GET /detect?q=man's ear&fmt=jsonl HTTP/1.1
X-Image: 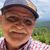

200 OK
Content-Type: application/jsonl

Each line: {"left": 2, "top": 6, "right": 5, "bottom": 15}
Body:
{"left": 0, "top": 15, "right": 2, "bottom": 24}
{"left": 0, "top": 15, "right": 5, "bottom": 24}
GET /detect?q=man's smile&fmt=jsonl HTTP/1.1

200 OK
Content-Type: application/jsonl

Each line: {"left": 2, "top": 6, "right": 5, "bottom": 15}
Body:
{"left": 8, "top": 31, "right": 27, "bottom": 39}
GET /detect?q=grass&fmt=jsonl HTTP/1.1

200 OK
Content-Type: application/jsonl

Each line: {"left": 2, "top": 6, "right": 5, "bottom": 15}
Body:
{"left": 32, "top": 27, "right": 50, "bottom": 45}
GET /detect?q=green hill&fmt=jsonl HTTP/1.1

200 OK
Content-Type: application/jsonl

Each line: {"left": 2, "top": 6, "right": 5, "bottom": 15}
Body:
{"left": 36, "top": 21, "right": 50, "bottom": 29}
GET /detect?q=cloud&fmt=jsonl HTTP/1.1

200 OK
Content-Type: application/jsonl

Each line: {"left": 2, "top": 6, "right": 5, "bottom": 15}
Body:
{"left": 38, "top": 0, "right": 48, "bottom": 3}
{"left": 38, "top": 11, "right": 44, "bottom": 16}
{"left": 32, "top": 0, "right": 50, "bottom": 20}
{"left": 37, "top": 10, "right": 45, "bottom": 19}
{"left": 0, "top": 10, "right": 2, "bottom": 15}
{"left": 0, "top": 0, "right": 5, "bottom": 9}
{"left": 37, "top": 0, "right": 50, "bottom": 6}
{"left": 0, "top": 0, "right": 50, "bottom": 20}
{"left": 0, "top": 2, "right": 3, "bottom": 8}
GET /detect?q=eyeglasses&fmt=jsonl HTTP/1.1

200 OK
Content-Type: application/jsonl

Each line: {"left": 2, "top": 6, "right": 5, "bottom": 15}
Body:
{"left": 4, "top": 16, "right": 35, "bottom": 26}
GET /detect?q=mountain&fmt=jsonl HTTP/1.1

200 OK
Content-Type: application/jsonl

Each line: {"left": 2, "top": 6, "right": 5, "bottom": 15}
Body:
{"left": 36, "top": 20, "right": 50, "bottom": 29}
{"left": 37, "top": 17, "right": 50, "bottom": 21}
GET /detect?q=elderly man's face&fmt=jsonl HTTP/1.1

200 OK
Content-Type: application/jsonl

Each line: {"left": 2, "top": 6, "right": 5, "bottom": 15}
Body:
{"left": 2, "top": 6, "right": 36, "bottom": 48}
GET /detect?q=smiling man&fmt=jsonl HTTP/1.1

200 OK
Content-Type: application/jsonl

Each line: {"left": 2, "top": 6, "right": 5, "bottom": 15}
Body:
{"left": 0, "top": 0, "right": 50, "bottom": 50}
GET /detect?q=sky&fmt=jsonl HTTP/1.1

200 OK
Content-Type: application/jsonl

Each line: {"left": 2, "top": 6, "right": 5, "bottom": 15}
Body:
{"left": 0, "top": 0, "right": 50, "bottom": 21}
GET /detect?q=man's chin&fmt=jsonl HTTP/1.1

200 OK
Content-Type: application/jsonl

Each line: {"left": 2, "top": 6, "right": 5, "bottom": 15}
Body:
{"left": 5, "top": 38, "right": 27, "bottom": 49}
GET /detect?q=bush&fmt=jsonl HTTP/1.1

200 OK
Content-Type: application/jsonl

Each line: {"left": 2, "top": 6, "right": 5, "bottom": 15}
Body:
{"left": 32, "top": 27, "right": 50, "bottom": 45}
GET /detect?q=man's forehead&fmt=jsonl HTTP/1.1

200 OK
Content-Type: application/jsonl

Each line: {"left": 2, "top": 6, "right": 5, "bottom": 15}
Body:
{"left": 4, "top": 6, "right": 33, "bottom": 14}
{"left": 3, "top": 6, "right": 34, "bottom": 19}
{"left": 3, "top": 6, "right": 34, "bottom": 20}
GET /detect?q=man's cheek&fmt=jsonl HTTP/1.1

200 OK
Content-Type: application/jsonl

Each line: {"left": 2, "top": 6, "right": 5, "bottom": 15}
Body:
{"left": 26, "top": 28, "right": 33, "bottom": 35}
{"left": 2, "top": 25, "right": 9, "bottom": 33}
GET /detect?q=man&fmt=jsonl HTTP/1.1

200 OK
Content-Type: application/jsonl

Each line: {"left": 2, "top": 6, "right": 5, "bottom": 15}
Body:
{"left": 0, "top": 0, "right": 50, "bottom": 50}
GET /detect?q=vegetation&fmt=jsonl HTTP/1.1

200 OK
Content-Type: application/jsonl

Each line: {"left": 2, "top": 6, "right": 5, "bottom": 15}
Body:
{"left": 32, "top": 21, "right": 50, "bottom": 45}
{"left": 32, "top": 27, "right": 50, "bottom": 45}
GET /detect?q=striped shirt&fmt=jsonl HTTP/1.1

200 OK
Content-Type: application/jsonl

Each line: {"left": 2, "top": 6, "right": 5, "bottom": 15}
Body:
{"left": 0, "top": 37, "right": 50, "bottom": 50}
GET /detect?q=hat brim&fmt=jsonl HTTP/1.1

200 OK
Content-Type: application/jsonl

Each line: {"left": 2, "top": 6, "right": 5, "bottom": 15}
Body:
{"left": 1, "top": 4, "right": 39, "bottom": 19}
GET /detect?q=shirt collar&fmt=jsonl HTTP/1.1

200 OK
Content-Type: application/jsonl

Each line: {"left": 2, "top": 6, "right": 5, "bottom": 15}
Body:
{"left": 1, "top": 37, "right": 32, "bottom": 50}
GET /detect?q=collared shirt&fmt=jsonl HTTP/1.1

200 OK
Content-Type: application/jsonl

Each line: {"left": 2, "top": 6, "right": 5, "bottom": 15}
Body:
{"left": 0, "top": 37, "right": 50, "bottom": 50}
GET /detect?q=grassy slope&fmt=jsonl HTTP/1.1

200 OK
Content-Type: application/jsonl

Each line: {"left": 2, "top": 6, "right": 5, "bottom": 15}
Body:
{"left": 32, "top": 21, "right": 50, "bottom": 45}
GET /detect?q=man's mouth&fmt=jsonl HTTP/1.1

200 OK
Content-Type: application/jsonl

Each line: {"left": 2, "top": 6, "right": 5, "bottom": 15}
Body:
{"left": 8, "top": 31, "right": 27, "bottom": 39}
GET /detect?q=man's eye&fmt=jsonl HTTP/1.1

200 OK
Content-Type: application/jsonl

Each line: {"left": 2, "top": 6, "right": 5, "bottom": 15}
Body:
{"left": 6, "top": 16, "right": 19, "bottom": 22}
{"left": 24, "top": 19, "right": 32, "bottom": 26}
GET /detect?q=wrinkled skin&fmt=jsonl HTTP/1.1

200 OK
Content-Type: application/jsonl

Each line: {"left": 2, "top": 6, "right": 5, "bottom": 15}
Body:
{"left": 2, "top": 6, "right": 36, "bottom": 50}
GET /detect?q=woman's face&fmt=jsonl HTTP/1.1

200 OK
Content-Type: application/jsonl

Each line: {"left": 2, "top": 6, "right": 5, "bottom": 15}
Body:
{"left": 2, "top": 6, "right": 36, "bottom": 48}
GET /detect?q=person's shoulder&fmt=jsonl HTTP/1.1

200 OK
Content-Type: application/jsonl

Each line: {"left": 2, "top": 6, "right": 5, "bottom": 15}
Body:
{"left": 0, "top": 37, "right": 4, "bottom": 50}
{"left": 0, "top": 37, "right": 4, "bottom": 43}
{"left": 31, "top": 39, "right": 50, "bottom": 50}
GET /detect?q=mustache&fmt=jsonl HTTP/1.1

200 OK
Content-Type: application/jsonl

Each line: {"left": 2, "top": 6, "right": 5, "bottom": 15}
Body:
{"left": 9, "top": 31, "right": 26, "bottom": 35}
{"left": 9, "top": 29, "right": 27, "bottom": 34}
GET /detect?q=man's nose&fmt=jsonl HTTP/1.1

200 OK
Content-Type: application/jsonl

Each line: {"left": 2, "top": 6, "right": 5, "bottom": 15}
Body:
{"left": 16, "top": 24, "right": 24, "bottom": 29}
{"left": 13, "top": 22, "right": 25, "bottom": 29}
